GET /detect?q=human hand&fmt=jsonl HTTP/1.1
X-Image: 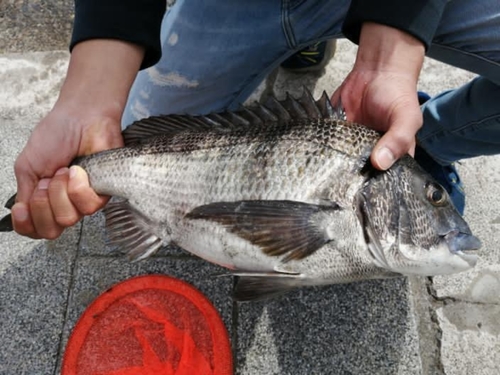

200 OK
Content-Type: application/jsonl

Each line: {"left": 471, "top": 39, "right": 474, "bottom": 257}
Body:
{"left": 11, "top": 39, "right": 144, "bottom": 239}
{"left": 332, "top": 23, "right": 425, "bottom": 170}
{"left": 11, "top": 108, "right": 123, "bottom": 239}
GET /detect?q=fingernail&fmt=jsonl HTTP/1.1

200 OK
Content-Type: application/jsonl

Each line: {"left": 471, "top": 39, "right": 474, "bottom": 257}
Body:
{"left": 13, "top": 204, "right": 29, "bottom": 222}
{"left": 55, "top": 167, "right": 69, "bottom": 176}
{"left": 376, "top": 147, "right": 395, "bottom": 170}
{"left": 69, "top": 166, "right": 78, "bottom": 179}
{"left": 38, "top": 178, "right": 50, "bottom": 190}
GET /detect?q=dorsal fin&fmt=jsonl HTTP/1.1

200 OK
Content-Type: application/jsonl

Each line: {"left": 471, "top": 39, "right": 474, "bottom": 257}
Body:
{"left": 122, "top": 89, "right": 341, "bottom": 146}
{"left": 316, "top": 91, "right": 336, "bottom": 119}
{"left": 262, "top": 96, "right": 292, "bottom": 122}
{"left": 331, "top": 94, "right": 347, "bottom": 120}
{"left": 298, "top": 88, "right": 322, "bottom": 118}
{"left": 122, "top": 115, "right": 212, "bottom": 145}
{"left": 282, "top": 93, "right": 308, "bottom": 119}
{"left": 237, "top": 106, "right": 265, "bottom": 126}
{"left": 251, "top": 103, "right": 279, "bottom": 123}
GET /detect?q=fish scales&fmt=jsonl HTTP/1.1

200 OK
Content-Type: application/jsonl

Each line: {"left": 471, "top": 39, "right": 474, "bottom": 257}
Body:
{"left": 0, "top": 91, "right": 482, "bottom": 300}
{"left": 80, "top": 118, "right": 375, "bottom": 220}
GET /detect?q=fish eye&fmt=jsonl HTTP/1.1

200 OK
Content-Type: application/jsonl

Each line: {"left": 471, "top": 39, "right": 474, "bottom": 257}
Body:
{"left": 426, "top": 183, "right": 447, "bottom": 206}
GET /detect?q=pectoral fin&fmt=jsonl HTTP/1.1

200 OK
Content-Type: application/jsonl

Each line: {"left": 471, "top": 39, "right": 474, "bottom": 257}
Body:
{"left": 186, "top": 200, "right": 339, "bottom": 262}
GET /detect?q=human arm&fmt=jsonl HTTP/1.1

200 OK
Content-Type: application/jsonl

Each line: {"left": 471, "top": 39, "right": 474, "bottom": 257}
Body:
{"left": 12, "top": 40, "right": 143, "bottom": 239}
{"left": 335, "top": 0, "right": 448, "bottom": 170}
{"left": 12, "top": 0, "right": 166, "bottom": 239}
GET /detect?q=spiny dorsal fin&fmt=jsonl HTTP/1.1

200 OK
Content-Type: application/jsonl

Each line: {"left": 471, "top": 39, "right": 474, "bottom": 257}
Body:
{"left": 298, "top": 88, "right": 322, "bottom": 118}
{"left": 186, "top": 200, "right": 340, "bottom": 262}
{"left": 122, "top": 114, "right": 212, "bottom": 145}
{"left": 122, "top": 89, "right": 342, "bottom": 146}
{"left": 262, "top": 96, "right": 292, "bottom": 122}
{"left": 282, "top": 93, "right": 308, "bottom": 119}
{"left": 104, "top": 200, "right": 164, "bottom": 261}
{"left": 331, "top": 94, "right": 347, "bottom": 120}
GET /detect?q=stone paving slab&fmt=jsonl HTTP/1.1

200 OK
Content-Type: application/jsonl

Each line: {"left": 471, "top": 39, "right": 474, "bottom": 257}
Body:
{"left": 0, "top": 227, "right": 80, "bottom": 375}
{"left": 236, "top": 278, "right": 422, "bottom": 375}
{"left": 429, "top": 156, "right": 500, "bottom": 375}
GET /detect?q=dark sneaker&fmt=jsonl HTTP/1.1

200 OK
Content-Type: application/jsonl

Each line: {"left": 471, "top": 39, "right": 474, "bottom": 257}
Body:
{"left": 281, "top": 40, "right": 336, "bottom": 73}
{"left": 417, "top": 91, "right": 431, "bottom": 105}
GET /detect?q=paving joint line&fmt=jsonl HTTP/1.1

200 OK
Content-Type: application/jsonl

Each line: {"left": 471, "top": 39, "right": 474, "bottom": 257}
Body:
{"left": 231, "top": 276, "right": 240, "bottom": 371}
{"left": 424, "top": 277, "right": 447, "bottom": 374}
{"left": 52, "top": 222, "right": 84, "bottom": 375}
{"left": 425, "top": 276, "right": 500, "bottom": 307}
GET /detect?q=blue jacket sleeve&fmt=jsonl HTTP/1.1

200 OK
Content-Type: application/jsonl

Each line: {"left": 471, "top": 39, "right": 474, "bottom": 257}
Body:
{"left": 342, "top": 0, "right": 448, "bottom": 50}
{"left": 70, "top": 0, "right": 166, "bottom": 69}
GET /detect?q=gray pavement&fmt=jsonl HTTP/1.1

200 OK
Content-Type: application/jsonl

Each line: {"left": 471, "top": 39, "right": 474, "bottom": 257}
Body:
{"left": 1, "top": 5, "right": 500, "bottom": 375}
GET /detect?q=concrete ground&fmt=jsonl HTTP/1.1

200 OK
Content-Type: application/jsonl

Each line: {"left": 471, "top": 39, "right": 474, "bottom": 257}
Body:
{"left": 1, "top": 3, "right": 499, "bottom": 375}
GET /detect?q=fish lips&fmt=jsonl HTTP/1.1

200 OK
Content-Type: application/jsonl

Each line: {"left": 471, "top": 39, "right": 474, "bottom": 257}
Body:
{"left": 443, "top": 230, "right": 482, "bottom": 266}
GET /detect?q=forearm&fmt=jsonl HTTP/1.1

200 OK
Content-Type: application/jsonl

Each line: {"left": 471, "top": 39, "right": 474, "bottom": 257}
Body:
{"left": 57, "top": 39, "right": 144, "bottom": 122}
{"left": 355, "top": 23, "right": 425, "bottom": 78}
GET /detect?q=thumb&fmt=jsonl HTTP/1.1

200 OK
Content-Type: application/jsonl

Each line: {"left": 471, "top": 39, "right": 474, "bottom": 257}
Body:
{"left": 67, "top": 165, "right": 109, "bottom": 216}
{"left": 370, "top": 106, "right": 422, "bottom": 170}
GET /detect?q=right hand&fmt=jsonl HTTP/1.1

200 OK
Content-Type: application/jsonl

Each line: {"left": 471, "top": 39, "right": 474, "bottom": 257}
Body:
{"left": 12, "top": 107, "right": 123, "bottom": 239}
{"left": 11, "top": 39, "right": 144, "bottom": 239}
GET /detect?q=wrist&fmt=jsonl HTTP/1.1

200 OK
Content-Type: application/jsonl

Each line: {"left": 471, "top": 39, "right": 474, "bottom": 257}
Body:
{"left": 355, "top": 23, "right": 425, "bottom": 77}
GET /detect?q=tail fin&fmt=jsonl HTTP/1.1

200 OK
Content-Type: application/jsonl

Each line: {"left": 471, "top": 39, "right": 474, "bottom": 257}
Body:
{"left": 0, "top": 194, "right": 16, "bottom": 231}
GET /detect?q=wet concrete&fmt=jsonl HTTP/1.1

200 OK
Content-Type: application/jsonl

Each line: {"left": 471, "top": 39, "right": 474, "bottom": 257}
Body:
{"left": 0, "top": 0, "right": 73, "bottom": 53}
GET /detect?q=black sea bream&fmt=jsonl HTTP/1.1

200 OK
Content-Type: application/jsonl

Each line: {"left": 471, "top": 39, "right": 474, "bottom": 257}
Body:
{"left": 0, "top": 91, "right": 481, "bottom": 300}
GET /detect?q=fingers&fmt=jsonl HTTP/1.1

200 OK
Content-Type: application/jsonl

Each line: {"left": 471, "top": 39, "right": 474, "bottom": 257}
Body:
{"left": 30, "top": 178, "right": 65, "bottom": 239}
{"left": 11, "top": 178, "right": 65, "bottom": 239}
{"left": 11, "top": 166, "right": 107, "bottom": 239}
{"left": 48, "top": 168, "right": 81, "bottom": 227}
{"left": 11, "top": 202, "right": 39, "bottom": 238}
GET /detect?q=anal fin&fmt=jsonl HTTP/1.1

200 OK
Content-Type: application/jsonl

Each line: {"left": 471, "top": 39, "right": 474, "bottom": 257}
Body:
{"left": 233, "top": 273, "right": 304, "bottom": 301}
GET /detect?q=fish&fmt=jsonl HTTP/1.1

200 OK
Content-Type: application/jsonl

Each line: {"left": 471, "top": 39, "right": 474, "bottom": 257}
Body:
{"left": 0, "top": 90, "right": 481, "bottom": 301}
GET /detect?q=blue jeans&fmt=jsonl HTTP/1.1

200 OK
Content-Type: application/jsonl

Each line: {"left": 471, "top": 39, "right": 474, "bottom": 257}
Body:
{"left": 123, "top": 0, "right": 500, "bottom": 166}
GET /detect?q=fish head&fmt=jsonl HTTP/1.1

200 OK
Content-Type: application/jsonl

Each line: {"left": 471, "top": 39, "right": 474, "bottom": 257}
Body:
{"left": 358, "top": 155, "right": 481, "bottom": 276}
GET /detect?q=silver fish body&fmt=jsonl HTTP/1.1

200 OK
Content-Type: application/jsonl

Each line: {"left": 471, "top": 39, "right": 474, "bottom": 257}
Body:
{"left": 69, "top": 92, "right": 482, "bottom": 299}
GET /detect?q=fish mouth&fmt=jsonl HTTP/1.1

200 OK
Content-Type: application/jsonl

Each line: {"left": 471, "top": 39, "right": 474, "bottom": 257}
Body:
{"left": 443, "top": 230, "right": 481, "bottom": 266}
